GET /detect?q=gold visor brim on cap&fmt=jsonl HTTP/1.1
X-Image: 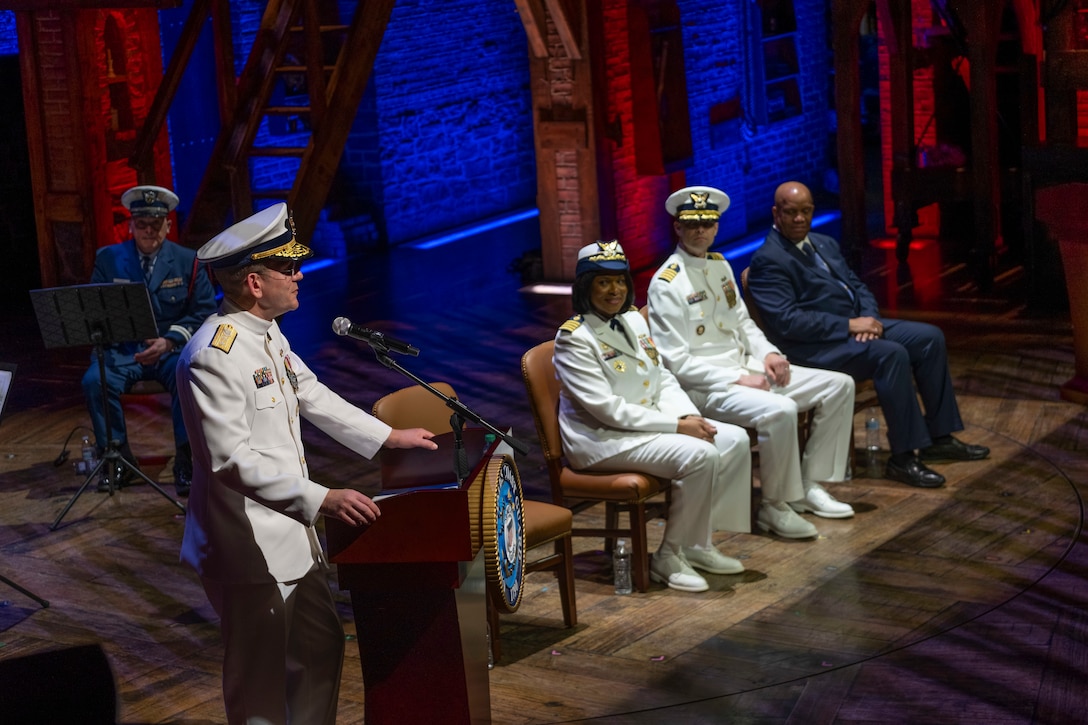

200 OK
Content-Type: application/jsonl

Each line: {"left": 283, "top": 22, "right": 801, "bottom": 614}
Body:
{"left": 250, "top": 238, "right": 314, "bottom": 261}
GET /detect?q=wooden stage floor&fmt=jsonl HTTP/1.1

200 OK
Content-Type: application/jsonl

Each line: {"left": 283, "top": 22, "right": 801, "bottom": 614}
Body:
{"left": 1, "top": 236, "right": 1086, "bottom": 723}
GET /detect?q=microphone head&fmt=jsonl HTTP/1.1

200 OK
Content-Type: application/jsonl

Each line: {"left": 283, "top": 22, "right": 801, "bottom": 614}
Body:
{"left": 332, "top": 317, "right": 350, "bottom": 336}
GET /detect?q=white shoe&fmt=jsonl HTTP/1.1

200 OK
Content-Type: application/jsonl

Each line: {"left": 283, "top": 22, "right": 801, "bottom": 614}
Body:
{"left": 757, "top": 501, "right": 819, "bottom": 539}
{"left": 681, "top": 546, "right": 745, "bottom": 575}
{"left": 649, "top": 552, "right": 709, "bottom": 592}
{"left": 789, "top": 483, "right": 855, "bottom": 519}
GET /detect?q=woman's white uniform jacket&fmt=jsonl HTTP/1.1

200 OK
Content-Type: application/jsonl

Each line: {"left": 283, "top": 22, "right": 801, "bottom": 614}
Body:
{"left": 554, "top": 307, "right": 699, "bottom": 469}
{"left": 176, "top": 300, "right": 392, "bottom": 584}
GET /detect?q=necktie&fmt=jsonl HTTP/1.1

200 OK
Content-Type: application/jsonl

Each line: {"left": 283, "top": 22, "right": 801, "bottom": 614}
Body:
{"left": 803, "top": 242, "right": 854, "bottom": 301}
{"left": 141, "top": 255, "right": 153, "bottom": 282}
{"left": 608, "top": 316, "right": 631, "bottom": 345}
{"left": 802, "top": 241, "right": 830, "bottom": 273}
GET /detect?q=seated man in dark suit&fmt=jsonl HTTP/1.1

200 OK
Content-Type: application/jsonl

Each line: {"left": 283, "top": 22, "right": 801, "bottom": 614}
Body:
{"left": 746, "top": 181, "right": 988, "bottom": 488}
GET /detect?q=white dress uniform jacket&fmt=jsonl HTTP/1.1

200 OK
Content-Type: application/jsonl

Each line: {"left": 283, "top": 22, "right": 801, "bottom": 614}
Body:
{"left": 554, "top": 307, "right": 752, "bottom": 539}
{"left": 554, "top": 308, "right": 699, "bottom": 470}
{"left": 177, "top": 300, "right": 392, "bottom": 583}
{"left": 648, "top": 247, "right": 855, "bottom": 497}
{"left": 647, "top": 248, "right": 779, "bottom": 388}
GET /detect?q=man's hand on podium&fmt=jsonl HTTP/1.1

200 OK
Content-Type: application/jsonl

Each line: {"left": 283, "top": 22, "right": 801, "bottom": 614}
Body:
{"left": 384, "top": 428, "right": 439, "bottom": 450}
{"left": 321, "top": 488, "right": 382, "bottom": 527}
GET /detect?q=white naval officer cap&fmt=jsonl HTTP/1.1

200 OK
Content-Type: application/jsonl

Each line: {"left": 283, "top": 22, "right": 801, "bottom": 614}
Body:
{"left": 121, "top": 185, "right": 179, "bottom": 218}
{"left": 575, "top": 239, "right": 629, "bottom": 277}
{"left": 665, "top": 185, "right": 731, "bottom": 222}
{"left": 197, "top": 203, "right": 313, "bottom": 270}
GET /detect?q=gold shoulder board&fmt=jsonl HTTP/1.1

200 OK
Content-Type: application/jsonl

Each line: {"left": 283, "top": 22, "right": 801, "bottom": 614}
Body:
{"left": 559, "top": 315, "right": 583, "bottom": 333}
{"left": 658, "top": 262, "right": 680, "bottom": 282}
{"left": 708, "top": 252, "right": 725, "bottom": 260}
{"left": 209, "top": 324, "right": 237, "bottom": 353}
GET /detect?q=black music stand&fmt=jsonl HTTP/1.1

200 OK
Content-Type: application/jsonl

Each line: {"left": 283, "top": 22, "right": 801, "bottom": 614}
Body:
{"left": 0, "top": 362, "right": 48, "bottom": 608}
{"left": 29, "top": 283, "right": 186, "bottom": 530}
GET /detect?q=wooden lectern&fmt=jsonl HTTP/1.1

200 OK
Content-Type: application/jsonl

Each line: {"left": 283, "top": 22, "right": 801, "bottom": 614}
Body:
{"left": 327, "top": 431, "right": 516, "bottom": 724}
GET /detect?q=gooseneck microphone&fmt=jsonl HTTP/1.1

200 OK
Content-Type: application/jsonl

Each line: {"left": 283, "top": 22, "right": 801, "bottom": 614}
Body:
{"left": 332, "top": 317, "right": 420, "bottom": 356}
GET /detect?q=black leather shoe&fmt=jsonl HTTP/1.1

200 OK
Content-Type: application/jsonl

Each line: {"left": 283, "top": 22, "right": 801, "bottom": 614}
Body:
{"left": 885, "top": 456, "right": 945, "bottom": 488}
{"left": 173, "top": 470, "right": 191, "bottom": 498}
{"left": 173, "top": 444, "right": 192, "bottom": 498}
{"left": 919, "top": 437, "right": 990, "bottom": 462}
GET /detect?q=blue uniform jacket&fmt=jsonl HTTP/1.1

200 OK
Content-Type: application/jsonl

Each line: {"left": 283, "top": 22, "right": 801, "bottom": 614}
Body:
{"left": 91, "top": 239, "right": 217, "bottom": 361}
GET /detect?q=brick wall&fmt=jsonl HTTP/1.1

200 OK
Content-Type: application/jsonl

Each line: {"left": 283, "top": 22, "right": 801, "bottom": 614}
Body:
{"left": 604, "top": 0, "right": 831, "bottom": 271}
{"left": 366, "top": 0, "right": 535, "bottom": 245}
{"left": 169, "top": 0, "right": 831, "bottom": 256}
{"left": 0, "top": 11, "right": 15, "bottom": 55}
{"left": 695, "top": 0, "right": 831, "bottom": 234}
{"left": 602, "top": 0, "right": 673, "bottom": 276}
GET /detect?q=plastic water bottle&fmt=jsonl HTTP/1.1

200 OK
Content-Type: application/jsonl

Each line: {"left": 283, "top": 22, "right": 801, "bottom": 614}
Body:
{"left": 79, "top": 435, "right": 97, "bottom": 475}
{"left": 865, "top": 408, "right": 881, "bottom": 476}
{"left": 613, "top": 538, "right": 632, "bottom": 595}
{"left": 486, "top": 620, "right": 494, "bottom": 670}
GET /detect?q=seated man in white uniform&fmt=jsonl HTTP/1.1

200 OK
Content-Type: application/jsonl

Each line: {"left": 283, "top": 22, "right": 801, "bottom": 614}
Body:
{"left": 647, "top": 186, "right": 857, "bottom": 539}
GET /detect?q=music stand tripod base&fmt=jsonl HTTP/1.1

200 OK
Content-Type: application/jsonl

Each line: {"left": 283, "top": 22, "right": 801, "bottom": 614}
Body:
{"left": 29, "top": 283, "right": 187, "bottom": 530}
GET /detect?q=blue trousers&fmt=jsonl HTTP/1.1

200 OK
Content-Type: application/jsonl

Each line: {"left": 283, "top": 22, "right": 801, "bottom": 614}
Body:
{"left": 81, "top": 350, "right": 186, "bottom": 452}
{"left": 788, "top": 318, "right": 964, "bottom": 454}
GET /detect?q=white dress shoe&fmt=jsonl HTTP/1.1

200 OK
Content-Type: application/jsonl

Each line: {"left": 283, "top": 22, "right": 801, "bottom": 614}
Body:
{"left": 681, "top": 546, "right": 745, "bottom": 575}
{"left": 649, "top": 552, "right": 709, "bottom": 592}
{"left": 789, "top": 483, "right": 855, "bottom": 519}
{"left": 757, "top": 501, "right": 819, "bottom": 539}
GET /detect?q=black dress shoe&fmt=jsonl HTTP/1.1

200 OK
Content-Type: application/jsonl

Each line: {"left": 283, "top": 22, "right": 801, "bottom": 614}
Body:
{"left": 919, "top": 437, "right": 990, "bottom": 462}
{"left": 885, "top": 456, "right": 946, "bottom": 488}
{"left": 173, "top": 444, "right": 192, "bottom": 498}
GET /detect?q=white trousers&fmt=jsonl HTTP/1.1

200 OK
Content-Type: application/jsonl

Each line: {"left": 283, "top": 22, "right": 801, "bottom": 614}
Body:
{"left": 690, "top": 365, "right": 854, "bottom": 503}
{"left": 202, "top": 565, "right": 344, "bottom": 725}
{"left": 585, "top": 420, "right": 752, "bottom": 554}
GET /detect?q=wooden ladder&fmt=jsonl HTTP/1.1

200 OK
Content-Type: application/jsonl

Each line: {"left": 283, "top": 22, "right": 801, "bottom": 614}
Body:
{"left": 134, "top": 0, "right": 395, "bottom": 249}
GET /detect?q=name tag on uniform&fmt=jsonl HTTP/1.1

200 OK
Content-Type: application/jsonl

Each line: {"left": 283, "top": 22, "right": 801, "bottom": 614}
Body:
{"left": 686, "top": 290, "right": 707, "bottom": 305}
{"left": 599, "top": 343, "right": 619, "bottom": 360}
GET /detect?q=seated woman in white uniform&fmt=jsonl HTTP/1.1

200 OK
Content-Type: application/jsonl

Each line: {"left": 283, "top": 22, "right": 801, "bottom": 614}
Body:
{"left": 552, "top": 240, "right": 753, "bottom": 593}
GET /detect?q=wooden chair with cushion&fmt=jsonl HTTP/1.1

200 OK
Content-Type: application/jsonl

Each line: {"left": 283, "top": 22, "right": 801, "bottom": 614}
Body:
{"left": 738, "top": 267, "right": 880, "bottom": 465}
{"left": 521, "top": 341, "right": 671, "bottom": 594}
{"left": 371, "top": 382, "right": 576, "bottom": 663}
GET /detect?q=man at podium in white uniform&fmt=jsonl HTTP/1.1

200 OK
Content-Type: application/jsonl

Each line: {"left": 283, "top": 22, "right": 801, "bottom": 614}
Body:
{"left": 176, "top": 203, "right": 437, "bottom": 725}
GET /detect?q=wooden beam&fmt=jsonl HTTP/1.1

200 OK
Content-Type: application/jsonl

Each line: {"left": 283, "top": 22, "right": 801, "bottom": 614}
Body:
{"left": 543, "top": 0, "right": 582, "bottom": 60}
{"left": 301, "top": 0, "right": 328, "bottom": 132}
{"left": 0, "top": 0, "right": 180, "bottom": 8}
{"left": 289, "top": 0, "right": 397, "bottom": 240}
{"left": 210, "top": 0, "right": 236, "bottom": 128}
{"left": 513, "top": 0, "right": 548, "bottom": 59}
{"left": 130, "top": 0, "right": 212, "bottom": 175}
{"left": 831, "top": 0, "right": 871, "bottom": 265}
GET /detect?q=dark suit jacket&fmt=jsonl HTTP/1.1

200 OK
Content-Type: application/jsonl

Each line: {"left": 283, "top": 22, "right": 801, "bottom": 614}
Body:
{"left": 746, "top": 228, "right": 880, "bottom": 364}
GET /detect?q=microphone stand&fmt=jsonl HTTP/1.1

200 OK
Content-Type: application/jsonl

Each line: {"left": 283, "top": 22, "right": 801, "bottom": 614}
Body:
{"left": 368, "top": 342, "right": 530, "bottom": 485}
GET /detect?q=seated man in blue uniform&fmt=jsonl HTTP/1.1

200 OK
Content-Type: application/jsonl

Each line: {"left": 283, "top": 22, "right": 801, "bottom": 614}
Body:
{"left": 81, "top": 185, "right": 217, "bottom": 496}
{"left": 746, "top": 181, "right": 989, "bottom": 489}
